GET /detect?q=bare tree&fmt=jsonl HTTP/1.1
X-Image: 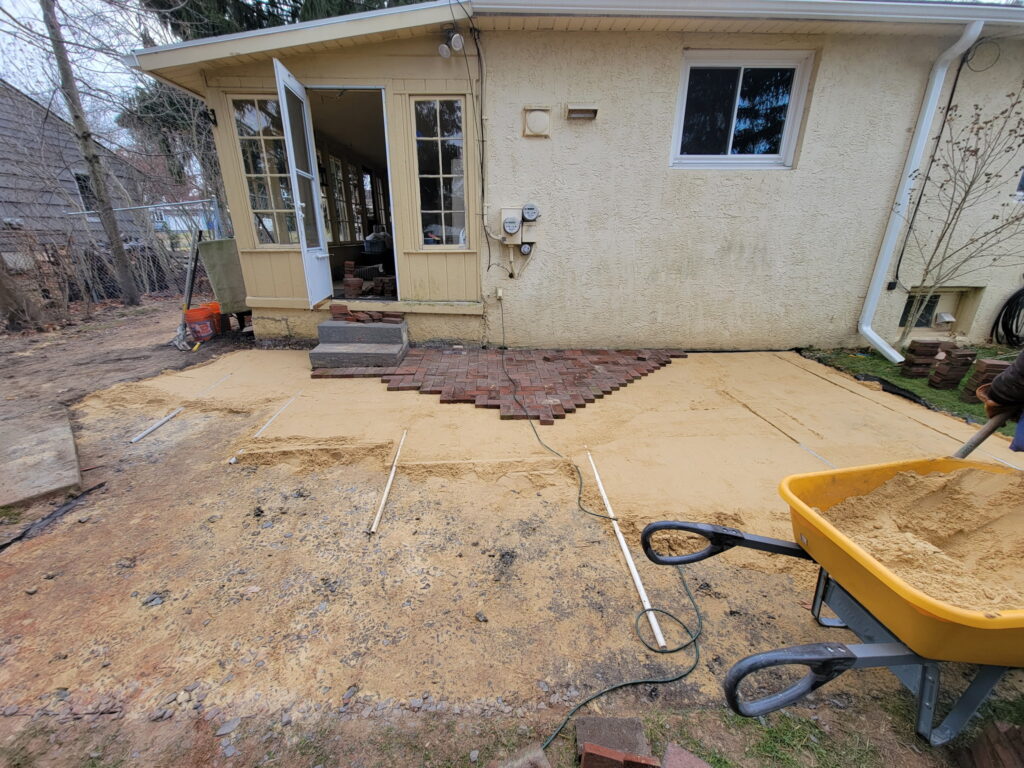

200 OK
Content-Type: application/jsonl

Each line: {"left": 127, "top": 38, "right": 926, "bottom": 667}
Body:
{"left": 38, "top": 0, "right": 139, "bottom": 305}
{"left": 896, "top": 82, "right": 1024, "bottom": 349}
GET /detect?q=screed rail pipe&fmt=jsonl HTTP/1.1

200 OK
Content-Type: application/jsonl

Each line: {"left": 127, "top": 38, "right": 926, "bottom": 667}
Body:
{"left": 129, "top": 372, "right": 232, "bottom": 443}
{"left": 368, "top": 429, "right": 408, "bottom": 535}
{"left": 228, "top": 389, "right": 303, "bottom": 463}
{"left": 586, "top": 449, "right": 668, "bottom": 650}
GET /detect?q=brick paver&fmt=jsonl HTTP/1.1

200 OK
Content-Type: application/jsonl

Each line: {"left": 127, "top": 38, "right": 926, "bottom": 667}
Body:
{"left": 312, "top": 348, "right": 687, "bottom": 425}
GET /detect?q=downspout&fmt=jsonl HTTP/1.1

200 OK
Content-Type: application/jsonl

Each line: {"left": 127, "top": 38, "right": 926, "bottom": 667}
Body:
{"left": 857, "top": 20, "right": 983, "bottom": 363}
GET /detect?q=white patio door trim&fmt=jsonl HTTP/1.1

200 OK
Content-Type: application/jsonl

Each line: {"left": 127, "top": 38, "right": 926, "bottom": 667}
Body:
{"left": 274, "top": 59, "right": 331, "bottom": 307}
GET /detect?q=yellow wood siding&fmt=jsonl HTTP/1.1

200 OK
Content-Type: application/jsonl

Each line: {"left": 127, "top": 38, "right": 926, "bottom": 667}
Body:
{"left": 204, "top": 37, "right": 481, "bottom": 308}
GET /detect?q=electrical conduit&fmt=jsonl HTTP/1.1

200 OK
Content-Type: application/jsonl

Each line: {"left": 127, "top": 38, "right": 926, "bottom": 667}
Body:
{"left": 858, "top": 20, "right": 984, "bottom": 363}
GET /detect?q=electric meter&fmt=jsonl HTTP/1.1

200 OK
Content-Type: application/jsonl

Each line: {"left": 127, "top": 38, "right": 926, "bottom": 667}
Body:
{"left": 500, "top": 208, "right": 523, "bottom": 244}
{"left": 520, "top": 243, "right": 533, "bottom": 256}
{"left": 522, "top": 203, "right": 540, "bottom": 222}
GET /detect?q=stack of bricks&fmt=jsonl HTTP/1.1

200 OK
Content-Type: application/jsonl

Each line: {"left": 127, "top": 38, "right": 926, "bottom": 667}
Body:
{"left": 960, "top": 358, "right": 1012, "bottom": 403}
{"left": 900, "top": 339, "right": 941, "bottom": 378}
{"left": 928, "top": 347, "right": 976, "bottom": 389}
{"left": 328, "top": 304, "right": 404, "bottom": 325}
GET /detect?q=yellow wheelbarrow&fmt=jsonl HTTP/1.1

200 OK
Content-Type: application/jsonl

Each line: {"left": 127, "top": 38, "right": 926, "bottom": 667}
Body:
{"left": 641, "top": 454, "right": 1023, "bottom": 746}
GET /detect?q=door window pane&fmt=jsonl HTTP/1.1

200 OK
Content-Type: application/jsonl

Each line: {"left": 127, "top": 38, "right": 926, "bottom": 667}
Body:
{"left": 233, "top": 98, "right": 297, "bottom": 245}
{"left": 413, "top": 98, "right": 466, "bottom": 247}
{"left": 284, "top": 89, "right": 311, "bottom": 175}
{"left": 296, "top": 175, "right": 321, "bottom": 250}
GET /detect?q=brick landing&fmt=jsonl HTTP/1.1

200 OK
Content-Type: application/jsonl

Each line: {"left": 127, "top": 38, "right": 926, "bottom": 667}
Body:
{"left": 312, "top": 348, "right": 687, "bottom": 424}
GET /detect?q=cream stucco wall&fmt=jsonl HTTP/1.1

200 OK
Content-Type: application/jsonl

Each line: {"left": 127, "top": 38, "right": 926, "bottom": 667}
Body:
{"left": 478, "top": 30, "right": 1024, "bottom": 349}
{"left": 872, "top": 41, "right": 1024, "bottom": 345}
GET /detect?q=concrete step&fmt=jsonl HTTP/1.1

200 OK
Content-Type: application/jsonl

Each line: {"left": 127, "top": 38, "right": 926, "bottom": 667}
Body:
{"left": 309, "top": 342, "right": 408, "bottom": 368}
{"left": 317, "top": 320, "right": 407, "bottom": 345}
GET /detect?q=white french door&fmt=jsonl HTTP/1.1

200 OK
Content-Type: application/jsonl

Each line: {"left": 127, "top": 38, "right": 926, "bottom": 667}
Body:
{"left": 274, "top": 59, "right": 332, "bottom": 306}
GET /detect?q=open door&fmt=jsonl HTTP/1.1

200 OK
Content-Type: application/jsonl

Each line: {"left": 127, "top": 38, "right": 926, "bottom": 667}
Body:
{"left": 274, "top": 59, "right": 331, "bottom": 307}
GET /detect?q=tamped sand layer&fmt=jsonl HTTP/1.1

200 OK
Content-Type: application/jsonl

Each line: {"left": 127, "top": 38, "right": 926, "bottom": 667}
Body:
{"left": 822, "top": 468, "right": 1024, "bottom": 612}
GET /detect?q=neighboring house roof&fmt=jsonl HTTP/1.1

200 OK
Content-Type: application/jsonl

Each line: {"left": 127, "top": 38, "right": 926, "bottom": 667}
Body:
{"left": 128, "top": 0, "right": 1024, "bottom": 96}
{"left": 0, "top": 78, "right": 142, "bottom": 251}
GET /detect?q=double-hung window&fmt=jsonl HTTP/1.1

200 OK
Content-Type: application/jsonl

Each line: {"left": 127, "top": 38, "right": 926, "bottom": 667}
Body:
{"left": 671, "top": 50, "right": 813, "bottom": 169}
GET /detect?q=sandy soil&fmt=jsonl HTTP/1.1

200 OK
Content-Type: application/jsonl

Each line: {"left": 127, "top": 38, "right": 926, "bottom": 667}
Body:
{"left": 822, "top": 468, "right": 1024, "bottom": 612}
{"left": 1, "top": 344, "right": 1021, "bottom": 766}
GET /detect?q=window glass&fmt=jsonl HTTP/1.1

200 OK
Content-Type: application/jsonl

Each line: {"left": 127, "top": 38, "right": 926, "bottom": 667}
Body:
{"left": 679, "top": 65, "right": 797, "bottom": 157}
{"left": 74, "top": 173, "right": 98, "bottom": 211}
{"left": 680, "top": 68, "right": 738, "bottom": 155}
{"left": 899, "top": 294, "right": 941, "bottom": 328}
{"left": 232, "top": 98, "right": 297, "bottom": 245}
{"left": 330, "top": 156, "right": 353, "bottom": 241}
{"left": 414, "top": 98, "right": 466, "bottom": 246}
{"left": 732, "top": 68, "right": 795, "bottom": 155}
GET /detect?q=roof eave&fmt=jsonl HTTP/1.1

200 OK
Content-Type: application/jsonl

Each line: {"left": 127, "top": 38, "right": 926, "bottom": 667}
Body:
{"left": 131, "top": 0, "right": 466, "bottom": 72}
{"left": 473, "top": 0, "right": 1024, "bottom": 25}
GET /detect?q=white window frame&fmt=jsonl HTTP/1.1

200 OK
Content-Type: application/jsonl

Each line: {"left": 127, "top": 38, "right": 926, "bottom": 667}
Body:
{"left": 670, "top": 49, "right": 814, "bottom": 170}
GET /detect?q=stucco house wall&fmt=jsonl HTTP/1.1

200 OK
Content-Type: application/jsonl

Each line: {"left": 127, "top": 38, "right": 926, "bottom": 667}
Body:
{"left": 872, "top": 40, "right": 1024, "bottom": 343}
{"left": 479, "top": 30, "right": 1024, "bottom": 349}
{"left": 133, "top": 5, "right": 1024, "bottom": 349}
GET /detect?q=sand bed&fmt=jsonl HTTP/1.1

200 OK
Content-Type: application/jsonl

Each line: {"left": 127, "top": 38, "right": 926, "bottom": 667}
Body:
{"left": 822, "top": 468, "right": 1024, "bottom": 612}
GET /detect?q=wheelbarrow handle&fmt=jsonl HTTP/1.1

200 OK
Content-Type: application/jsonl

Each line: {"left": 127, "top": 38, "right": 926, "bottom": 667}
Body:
{"left": 641, "top": 521, "right": 813, "bottom": 566}
{"left": 723, "top": 643, "right": 857, "bottom": 718}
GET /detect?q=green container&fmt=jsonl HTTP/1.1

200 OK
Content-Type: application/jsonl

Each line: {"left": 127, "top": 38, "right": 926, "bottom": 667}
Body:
{"left": 198, "top": 238, "right": 248, "bottom": 314}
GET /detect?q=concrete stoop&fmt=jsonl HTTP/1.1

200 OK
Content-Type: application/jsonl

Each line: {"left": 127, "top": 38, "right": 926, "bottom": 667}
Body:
{"left": 309, "top": 320, "right": 408, "bottom": 369}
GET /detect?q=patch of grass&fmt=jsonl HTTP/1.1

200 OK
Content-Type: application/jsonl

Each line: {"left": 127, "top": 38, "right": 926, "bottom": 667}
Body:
{"left": 744, "top": 712, "right": 879, "bottom": 768}
{"left": 808, "top": 347, "right": 1017, "bottom": 436}
{"left": 0, "top": 505, "right": 22, "bottom": 524}
{"left": 294, "top": 727, "right": 334, "bottom": 764}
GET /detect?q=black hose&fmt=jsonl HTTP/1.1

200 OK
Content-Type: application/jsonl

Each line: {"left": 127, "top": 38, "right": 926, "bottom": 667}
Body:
{"left": 991, "top": 286, "right": 1024, "bottom": 348}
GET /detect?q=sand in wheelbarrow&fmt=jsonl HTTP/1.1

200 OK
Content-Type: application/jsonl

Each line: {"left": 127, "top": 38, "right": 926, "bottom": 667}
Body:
{"left": 820, "top": 468, "right": 1024, "bottom": 613}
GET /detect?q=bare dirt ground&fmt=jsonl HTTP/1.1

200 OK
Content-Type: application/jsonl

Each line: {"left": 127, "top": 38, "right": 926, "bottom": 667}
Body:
{"left": 0, "top": 319, "right": 1021, "bottom": 767}
{"left": 0, "top": 297, "right": 246, "bottom": 530}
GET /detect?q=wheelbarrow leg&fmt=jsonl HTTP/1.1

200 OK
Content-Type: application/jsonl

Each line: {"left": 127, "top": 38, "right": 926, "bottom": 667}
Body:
{"left": 817, "top": 572, "right": 1008, "bottom": 746}
{"left": 811, "top": 568, "right": 847, "bottom": 629}
{"left": 924, "top": 665, "right": 1006, "bottom": 747}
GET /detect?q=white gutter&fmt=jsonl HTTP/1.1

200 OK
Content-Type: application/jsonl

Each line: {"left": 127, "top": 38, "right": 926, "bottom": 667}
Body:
{"left": 857, "top": 20, "right": 983, "bottom": 364}
{"left": 472, "top": 0, "right": 1024, "bottom": 25}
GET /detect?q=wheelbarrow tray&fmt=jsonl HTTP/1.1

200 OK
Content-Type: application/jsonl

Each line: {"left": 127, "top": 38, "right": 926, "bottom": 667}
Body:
{"left": 780, "top": 457, "right": 1024, "bottom": 667}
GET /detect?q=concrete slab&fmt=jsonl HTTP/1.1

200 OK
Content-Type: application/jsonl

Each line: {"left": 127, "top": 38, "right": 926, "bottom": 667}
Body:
{"left": 0, "top": 407, "right": 81, "bottom": 507}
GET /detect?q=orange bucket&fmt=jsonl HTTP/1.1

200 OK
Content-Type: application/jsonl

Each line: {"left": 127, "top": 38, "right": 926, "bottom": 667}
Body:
{"left": 184, "top": 306, "right": 216, "bottom": 342}
{"left": 203, "top": 302, "right": 223, "bottom": 334}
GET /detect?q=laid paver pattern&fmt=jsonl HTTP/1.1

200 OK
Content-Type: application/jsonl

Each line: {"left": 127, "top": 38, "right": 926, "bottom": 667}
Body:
{"left": 312, "top": 348, "right": 688, "bottom": 424}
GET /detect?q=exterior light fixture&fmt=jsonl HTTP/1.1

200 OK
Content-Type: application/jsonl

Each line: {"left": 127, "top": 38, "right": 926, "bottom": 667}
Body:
{"left": 439, "top": 29, "right": 464, "bottom": 58}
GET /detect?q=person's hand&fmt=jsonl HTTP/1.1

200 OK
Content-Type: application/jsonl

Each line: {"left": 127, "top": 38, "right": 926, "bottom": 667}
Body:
{"left": 976, "top": 384, "right": 1022, "bottom": 422}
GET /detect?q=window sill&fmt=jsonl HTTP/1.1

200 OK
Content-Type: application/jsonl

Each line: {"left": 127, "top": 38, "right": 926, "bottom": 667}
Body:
{"left": 669, "top": 157, "right": 792, "bottom": 170}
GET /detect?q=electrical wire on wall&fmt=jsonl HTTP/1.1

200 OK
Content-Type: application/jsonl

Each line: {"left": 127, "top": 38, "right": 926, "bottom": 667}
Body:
{"left": 448, "top": 0, "right": 512, "bottom": 280}
{"left": 890, "top": 38, "right": 1000, "bottom": 290}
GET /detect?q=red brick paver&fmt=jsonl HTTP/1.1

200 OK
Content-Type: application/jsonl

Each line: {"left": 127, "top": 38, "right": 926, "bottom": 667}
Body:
{"left": 312, "top": 348, "right": 687, "bottom": 425}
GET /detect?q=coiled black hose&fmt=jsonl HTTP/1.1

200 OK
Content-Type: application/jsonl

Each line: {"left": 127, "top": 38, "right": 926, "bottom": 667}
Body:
{"left": 991, "top": 286, "right": 1024, "bottom": 348}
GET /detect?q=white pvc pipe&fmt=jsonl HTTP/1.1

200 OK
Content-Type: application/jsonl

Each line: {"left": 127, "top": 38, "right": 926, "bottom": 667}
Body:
{"left": 368, "top": 429, "right": 408, "bottom": 535}
{"left": 857, "top": 20, "right": 983, "bottom": 364}
{"left": 128, "top": 372, "right": 232, "bottom": 443}
{"left": 228, "top": 389, "right": 303, "bottom": 463}
{"left": 586, "top": 449, "right": 668, "bottom": 650}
